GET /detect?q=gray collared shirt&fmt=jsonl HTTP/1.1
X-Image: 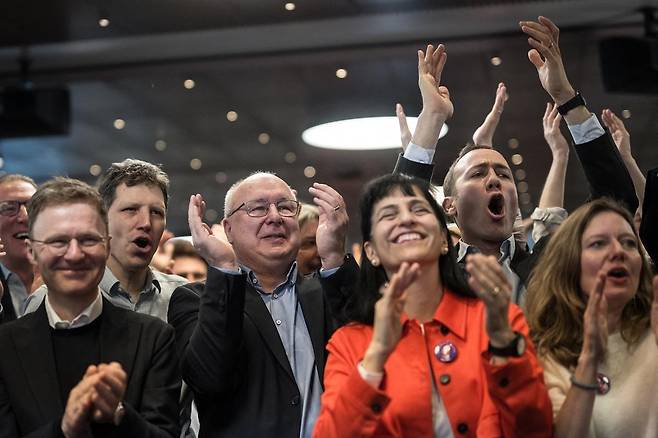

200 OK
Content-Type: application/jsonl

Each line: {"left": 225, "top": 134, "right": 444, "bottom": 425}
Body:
{"left": 457, "top": 236, "right": 527, "bottom": 306}
{"left": 237, "top": 262, "right": 321, "bottom": 438}
{"left": 0, "top": 263, "right": 31, "bottom": 318}
{"left": 24, "top": 267, "right": 188, "bottom": 322}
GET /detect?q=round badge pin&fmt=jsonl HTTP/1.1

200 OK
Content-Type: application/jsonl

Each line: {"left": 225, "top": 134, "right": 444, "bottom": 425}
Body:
{"left": 596, "top": 373, "right": 611, "bottom": 395}
{"left": 434, "top": 342, "right": 458, "bottom": 363}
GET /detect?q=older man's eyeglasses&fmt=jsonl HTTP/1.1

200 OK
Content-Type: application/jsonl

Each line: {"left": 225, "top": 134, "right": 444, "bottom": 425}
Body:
{"left": 0, "top": 200, "right": 29, "bottom": 217}
{"left": 30, "top": 235, "right": 107, "bottom": 256}
{"left": 227, "top": 200, "right": 301, "bottom": 218}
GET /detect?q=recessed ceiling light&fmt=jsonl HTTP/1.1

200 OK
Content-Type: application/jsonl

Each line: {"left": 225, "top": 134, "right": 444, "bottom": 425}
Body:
{"left": 113, "top": 118, "right": 125, "bottom": 130}
{"left": 98, "top": 18, "right": 110, "bottom": 28}
{"left": 285, "top": 2, "right": 296, "bottom": 11}
{"left": 284, "top": 152, "right": 297, "bottom": 163}
{"left": 258, "top": 133, "right": 271, "bottom": 144}
{"left": 302, "top": 116, "right": 447, "bottom": 150}
{"left": 490, "top": 56, "right": 502, "bottom": 66}
{"left": 304, "top": 166, "right": 316, "bottom": 178}
{"left": 205, "top": 209, "right": 219, "bottom": 222}
{"left": 226, "top": 111, "right": 238, "bottom": 122}
{"left": 335, "top": 68, "right": 348, "bottom": 79}
{"left": 511, "top": 153, "right": 524, "bottom": 165}
{"left": 190, "top": 158, "right": 202, "bottom": 170}
{"left": 155, "top": 140, "right": 167, "bottom": 151}
{"left": 518, "top": 181, "right": 529, "bottom": 193}
{"left": 507, "top": 138, "right": 519, "bottom": 149}
{"left": 184, "top": 79, "right": 195, "bottom": 89}
{"left": 215, "top": 172, "right": 228, "bottom": 183}
{"left": 515, "top": 169, "right": 526, "bottom": 181}
{"left": 89, "top": 164, "right": 102, "bottom": 176}
{"left": 622, "top": 109, "right": 631, "bottom": 119}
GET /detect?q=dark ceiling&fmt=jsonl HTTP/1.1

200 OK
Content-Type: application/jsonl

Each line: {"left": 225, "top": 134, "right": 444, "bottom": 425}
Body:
{"left": 0, "top": 0, "right": 657, "bottom": 240}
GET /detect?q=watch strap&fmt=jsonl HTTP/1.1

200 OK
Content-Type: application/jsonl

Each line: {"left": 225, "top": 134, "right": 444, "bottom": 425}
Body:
{"left": 557, "top": 92, "right": 586, "bottom": 115}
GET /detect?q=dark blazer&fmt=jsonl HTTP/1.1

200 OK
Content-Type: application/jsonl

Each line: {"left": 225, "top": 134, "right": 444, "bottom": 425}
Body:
{"left": 640, "top": 167, "right": 658, "bottom": 267}
{"left": 0, "top": 268, "right": 17, "bottom": 324}
{"left": 182, "top": 258, "right": 358, "bottom": 437}
{"left": 0, "top": 299, "right": 181, "bottom": 438}
{"left": 393, "top": 131, "right": 639, "bottom": 285}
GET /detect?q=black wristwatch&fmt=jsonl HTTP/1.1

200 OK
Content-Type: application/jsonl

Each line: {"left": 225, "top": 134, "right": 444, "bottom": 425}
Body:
{"left": 557, "top": 92, "right": 586, "bottom": 115}
{"left": 488, "top": 332, "right": 526, "bottom": 357}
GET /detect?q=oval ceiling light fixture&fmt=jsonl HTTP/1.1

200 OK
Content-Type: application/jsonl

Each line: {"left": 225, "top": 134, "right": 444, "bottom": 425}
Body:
{"left": 302, "top": 116, "right": 448, "bottom": 150}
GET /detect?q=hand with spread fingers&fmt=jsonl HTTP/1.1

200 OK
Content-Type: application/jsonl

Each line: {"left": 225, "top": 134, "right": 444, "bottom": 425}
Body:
{"left": 308, "top": 183, "right": 348, "bottom": 270}
{"left": 362, "top": 262, "right": 421, "bottom": 373}
{"left": 411, "top": 43, "right": 453, "bottom": 150}
{"left": 464, "top": 253, "right": 515, "bottom": 347}
{"left": 188, "top": 194, "right": 237, "bottom": 270}
{"left": 543, "top": 102, "right": 568, "bottom": 157}
{"left": 396, "top": 103, "right": 412, "bottom": 152}
{"left": 520, "top": 16, "right": 575, "bottom": 106}
{"left": 472, "top": 82, "right": 509, "bottom": 147}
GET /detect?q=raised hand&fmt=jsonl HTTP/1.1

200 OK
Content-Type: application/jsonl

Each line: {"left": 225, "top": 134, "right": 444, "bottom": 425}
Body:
{"left": 582, "top": 272, "right": 608, "bottom": 361}
{"left": 472, "top": 82, "right": 509, "bottom": 147}
{"left": 543, "top": 102, "right": 569, "bottom": 157}
{"left": 464, "top": 254, "right": 515, "bottom": 347}
{"left": 308, "top": 183, "right": 348, "bottom": 270}
{"left": 363, "top": 262, "right": 420, "bottom": 373}
{"left": 601, "top": 109, "right": 631, "bottom": 158}
{"left": 520, "top": 16, "right": 575, "bottom": 105}
{"left": 396, "top": 103, "right": 412, "bottom": 152}
{"left": 188, "top": 194, "right": 237, "bottom": 269}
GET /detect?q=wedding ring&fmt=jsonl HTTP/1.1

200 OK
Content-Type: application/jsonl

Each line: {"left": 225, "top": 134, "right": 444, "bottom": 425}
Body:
{"left": 333, "top": 205, "right": 341, "bottom": 211}
{"left": 492, "top": 286, "right": 501, "bottom": 296}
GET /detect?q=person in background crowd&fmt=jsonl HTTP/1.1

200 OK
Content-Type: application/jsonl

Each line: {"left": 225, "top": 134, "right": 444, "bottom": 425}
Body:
{"left": 526, "top": 198, "right": 658, "bottom": 437}
{"left": 0, "top": 177, "right": 180, "bottom": 438}
{"left": 171, "top": 239, "right": 208, "bottom": 283}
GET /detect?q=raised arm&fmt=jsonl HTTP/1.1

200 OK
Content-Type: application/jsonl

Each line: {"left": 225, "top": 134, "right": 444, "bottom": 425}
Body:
{"left": 601, "top": 108, "right": 645, "bottom": 208}
{"left": 521, "top": 16, "right": 638, "bottom": 213}
{"left": 472, "top": 82, "right": 509, "bottom": 147}
{"left": 393, "top": 43, "right": 453, "bottom": 180}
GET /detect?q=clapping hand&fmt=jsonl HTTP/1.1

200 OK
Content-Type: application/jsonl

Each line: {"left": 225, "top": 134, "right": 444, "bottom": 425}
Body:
{"left": 188, "top": 194, "right": 237, "bottom": 270}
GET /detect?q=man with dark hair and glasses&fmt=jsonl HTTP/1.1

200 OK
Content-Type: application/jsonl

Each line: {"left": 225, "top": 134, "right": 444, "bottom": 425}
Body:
{"left": 0, "top": 177, "right": 181, "bottom": 437}
{"left": 0, "top": 174, "right": 40, "bottom": 323}
{"left": 183, "top": 171, "right": 357, "bottom": 437}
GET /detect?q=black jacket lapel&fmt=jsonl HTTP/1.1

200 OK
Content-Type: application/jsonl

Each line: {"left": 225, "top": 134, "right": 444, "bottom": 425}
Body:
{"left": 99, "top": 299, "right": 140, "bottom": 379}
{"left": 13, "top": 304, "right": 63, "bottom": 419}
{"left": 297, "top": 277, "right": 326, "bottom": 380}
{"left": 0, "top": 268, "right": 17, "bottom": 323}
{"left": 243, "top": 286, "right": 296, "bottom": 382}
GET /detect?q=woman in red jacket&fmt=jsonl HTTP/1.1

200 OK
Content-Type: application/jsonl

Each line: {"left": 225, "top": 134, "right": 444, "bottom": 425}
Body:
{"left": 313, "top": 173, "right": 552, "bottom": 437}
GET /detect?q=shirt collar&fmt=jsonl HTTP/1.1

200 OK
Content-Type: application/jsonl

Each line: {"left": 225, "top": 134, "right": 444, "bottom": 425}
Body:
{"left": 45, "top": 290, "right": 103, "bottom": 330}
{"left": 240, "top": 261, "right": 298, "bottom": 293}
{"left": 101, "top": 266, "right": 161, "bottom": 296}
{"left": 0, "top": 262, "right": 11, "bottom": 279}
{"left": 400, "top": 288, "right": 470, "bottom": 341}
{"left": 456, "top": 235, "right": 516, "bottom": 263}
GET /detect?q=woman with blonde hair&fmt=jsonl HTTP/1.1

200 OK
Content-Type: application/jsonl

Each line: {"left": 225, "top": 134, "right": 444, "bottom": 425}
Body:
{"left": 526, "top": 198, "right": 658, "bottom": 437}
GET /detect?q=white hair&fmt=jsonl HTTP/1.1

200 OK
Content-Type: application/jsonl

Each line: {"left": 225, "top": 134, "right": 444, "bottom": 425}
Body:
{"left": 223, "top": 171, "right": 296, "bottom": 218}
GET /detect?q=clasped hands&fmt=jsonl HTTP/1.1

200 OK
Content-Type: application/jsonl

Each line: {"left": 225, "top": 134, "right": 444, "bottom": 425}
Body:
{"left": 61, "top": 362, "right": 127, "bottom": 438}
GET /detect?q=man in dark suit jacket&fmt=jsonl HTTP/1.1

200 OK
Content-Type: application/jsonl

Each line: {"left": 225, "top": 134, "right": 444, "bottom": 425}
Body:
{"left": 183, "top": 173, "right": 356, "bottom": 437}
{"left": 0, "top": 177, "right": 180, "bottom": 438}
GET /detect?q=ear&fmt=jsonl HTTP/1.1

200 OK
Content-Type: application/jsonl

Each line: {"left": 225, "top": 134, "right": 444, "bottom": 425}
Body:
{"left": 222, "top": 219, "right": 234, "bottom": 244}
{"left": 26, "top": 241, "right": 37, "bottom": 266}
{"left": 363, "top": 241, "right": 379, "bottom": 265}
{"left": 442, "top": 196, "right": 457, "bottom": 218}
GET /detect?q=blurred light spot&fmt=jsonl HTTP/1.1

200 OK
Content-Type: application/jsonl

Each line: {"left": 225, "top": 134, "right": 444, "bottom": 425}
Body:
{"left": 258, "top": 133, "right": 270, "bottom": 144}
{"left": 515, "top": 169, "right": 526, "bottom": 181}
{"left": 184, "top": 79, "right": 195, "bottom": 90}
{"left": 113, "top": 119, "right": 125, "bottom": 130}
{"left": 190, "top": 158, "right": 202, "bottom": 170}
{"left": 304, "top": 166, "right": 316, "bottom": 178}
{"left": 335, "top": 68, "right": 348, "bottom": 79}
{"left": 285, "top": 2, "right": 296, "bottom": 11}
{"left": 508, "top": 138, "right": 519, "bottom": 149}
{"left": 89, "top": 164, "right": 102, "bottom": 176}
{"left": 98, "top": 18, "right": 110, "bottom": 28}
{"left": 205, "top": 209, "right": 219, "bottom": 222}
{"left": 491, "top": 56, "right": 502, "bottom": 66}
{"left": 622, "top": 109, "right": 631, "bottom": 119}
{"left": 226, "top": 111, "right": 238, "bottom": 122}
{"left": 155, "top": 140, "right": 167, "bottom": 151}
{"left": 511, "top": 154, "right": 523, "bottom": 165}
{"left": 215, "top": 172, "right": 228, "bottom": 183}
{"left": 284, "top": 152, "right": 297, "bottom": 163}
{"left": 518, "top": 181, "right": 529, "bottom": 193}
{"left": 519, "top": 192, "right": 531, "bottom": 204}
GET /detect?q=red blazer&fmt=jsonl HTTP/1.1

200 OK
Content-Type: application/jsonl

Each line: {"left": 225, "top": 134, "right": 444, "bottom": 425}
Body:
{"left": 314, "top": 290, "right": 553, "bottom": 437}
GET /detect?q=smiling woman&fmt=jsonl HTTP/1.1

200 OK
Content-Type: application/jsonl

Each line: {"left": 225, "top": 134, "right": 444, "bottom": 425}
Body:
{"left": 526, "top": 198, "right": 658, "bottom": 437}
{"left": 313, "top": 173, "right": 553, "bottom": 437}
